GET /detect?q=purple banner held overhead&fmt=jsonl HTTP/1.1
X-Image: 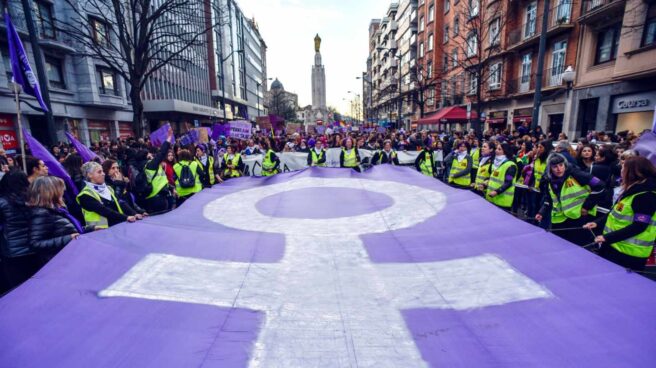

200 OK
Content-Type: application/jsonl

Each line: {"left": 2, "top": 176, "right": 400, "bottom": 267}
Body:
{"left": 23, "top": 128, "right": 78, "bottom": 196}
{"left": 211, "top": 123, "right": 230, "bottom": 141}
{"left": 316, "top": 125, "right": 326, "bottom": 135}
{"left": 65, "top": 132, "right": 99, "bottom": 163}
{"left": 149, "top": 123, "right": 173, "bottom": 147}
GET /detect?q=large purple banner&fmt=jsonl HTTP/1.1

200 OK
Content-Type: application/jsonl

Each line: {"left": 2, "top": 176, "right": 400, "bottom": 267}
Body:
{"left": 1, "top": 166, "right": 655, "bottom": 367}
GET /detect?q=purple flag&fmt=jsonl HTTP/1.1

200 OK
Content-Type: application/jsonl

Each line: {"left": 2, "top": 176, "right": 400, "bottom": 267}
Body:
{"left": 1, "top": 167, "right": 655, "bottom": 367}
{"left": 149, "top": 123, "right": 172, "bottom": 147}
{"left": 211, "top": 123, "right": 230, "bottom": 141}
{"left": 23, "top": 128, "right": 78, "bottom": 196}
{"left": 5, "top": 11, "right": 48, "bottom": 112}
{"left": 634, "top": 130, "right": 656, "bottom": 166}
{"left": 65, "top": 132, "right": 99, "bottom": 163}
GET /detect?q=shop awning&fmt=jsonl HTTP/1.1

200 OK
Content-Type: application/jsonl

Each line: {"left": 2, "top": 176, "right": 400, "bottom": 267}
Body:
{"left": 486, "top": 118, "right": 507, "bottom": 125}
{"left": 513, "top": 116, "right": 532, "bottom": 124}
{"left": 416, "top": 106, "right": 478, "bottom": 125}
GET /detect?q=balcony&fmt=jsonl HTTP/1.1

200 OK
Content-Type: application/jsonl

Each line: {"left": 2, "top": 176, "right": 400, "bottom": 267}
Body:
{"left": 390, "top": 20, "right": 399, "bottom": 31}
{"left": 579, "top": 0, "right": 626, "bottom": 24}
{"left": 507, "top": 66, "right": 566, "bottom": 96}
{"left": 507, "top": 2, "right": 574, "bottom": 51}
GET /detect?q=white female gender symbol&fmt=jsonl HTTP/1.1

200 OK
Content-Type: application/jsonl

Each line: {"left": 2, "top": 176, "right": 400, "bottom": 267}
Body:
{"left": 101, "top": 176, "right": 550, "bottom": 367}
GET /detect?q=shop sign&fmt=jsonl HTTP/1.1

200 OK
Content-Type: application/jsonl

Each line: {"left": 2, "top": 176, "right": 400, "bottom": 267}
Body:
{"left": 612, "top": 92, "right": 656, "bottom": 114}
{"left": 0, "top": 130, "right": 18, "bottom": 150}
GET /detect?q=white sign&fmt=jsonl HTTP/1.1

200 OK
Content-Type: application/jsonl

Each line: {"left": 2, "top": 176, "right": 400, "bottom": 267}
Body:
{"left": 612, "top": 91, "right": 656, "bottom": 114}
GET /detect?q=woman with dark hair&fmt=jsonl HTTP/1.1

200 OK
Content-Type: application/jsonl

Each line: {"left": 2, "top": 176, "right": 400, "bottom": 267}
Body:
{"left": 485, "top": 143, "right": 518, "bottom": 210}
{"left": 584, "top": 156, "right": 656, "bottom": 271}
{"left": 174, "top": 149, "right": 204, "bottom": 206}
{"left": 0, "top": 171, "right": 41, "bottom": 291}
{"left": 591, "top": 145, "right": 617, "bottom": 209}
{"left": 340, "top": 138, "right": 361, "bottom": 172}
{"left": 103, "top": 159, "right": 146, "bottom": 214}
{"left": 220, "top": 145, "right": 244, "bottom": 180}
{"left": 537, "top": 153, "right": 605, "bottom": 245}
{"left": 472, "top": 141, "right": 496, "bottom": 195}
{"left": 62, "top": 154, "right": 85, "bottom": 192}
{"left": 26, "top": 156, "right": 48, "bottom": 183}
{"left": 28, "top": 176, "right": 93, "bottom": 262}
{"left": 576, "top": 144, "right": 597, "bottom": 172}
{"left": 445, "top": 141, "right": 472, "bottom": 188}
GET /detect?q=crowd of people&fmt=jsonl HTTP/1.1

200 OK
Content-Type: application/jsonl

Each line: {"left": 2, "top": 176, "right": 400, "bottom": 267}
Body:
{"left": 0, "top": 122, "right": 654, "bottom": 293}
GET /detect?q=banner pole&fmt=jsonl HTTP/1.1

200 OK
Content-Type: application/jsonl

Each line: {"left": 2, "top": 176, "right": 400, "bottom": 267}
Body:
{"left": 13, "top": 84, "right": 27, "bottom": 173}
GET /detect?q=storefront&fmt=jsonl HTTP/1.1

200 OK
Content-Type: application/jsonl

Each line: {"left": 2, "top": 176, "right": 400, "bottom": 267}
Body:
{"left": 0, "top": 114, "right": 18, "bottom": 154}
{"left": 118, "top": 122, "right": 134, "bottom": 139}
{"left": 87, "top": 120, "right": 112, "bottom": 143}
{"left": 485, "top": 111, "right": 508, "bottom": 131}
{"left": 512, "top": 108, "right": 533, "bottom": 127}
{"left": 611, "top": 91, "right": 656, "bottom": 133}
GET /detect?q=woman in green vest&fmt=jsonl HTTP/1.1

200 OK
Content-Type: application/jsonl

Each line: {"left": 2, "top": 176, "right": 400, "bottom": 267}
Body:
{"left": 307, "top": 139, "right": 327, "bottom": 167}
{"left": 536, "top": 153, "right": 605, "bottom": 246}
{"left": 445, "top": 141, "right": 473, "bottom": 188}
{"left": 195, "top": 144, "right": 220, "bottom": 188}
{"left": 220, "top": 145, "right": 245, "bottom": 179}
{"left": 525, "top": 140, "right": 552, "bottom": 222}
{"left": 584, "top": 156, "right": 656, "bottom": 271}
{"left": 260, "top": 141, "right": 280, "bottom": 176}
{"left": 76, "top": 162, "right": 140, "bottom": 228}
{"left": 173, "top": 149, "right": 203, "bottom": 207}
{"left": 340, "top": 138, "right": 361, "bottom": 172}
{"left": 414, "top": 140, "right": 435, "bottom": 177}
{"left": 470, "top": 138, "right": 481, "bottom": 183}
{"left": 472, "top": 141, "right": 496, "bottom": 195}
{"left": 486, "top": 143, "right": 518, "bottom": 209}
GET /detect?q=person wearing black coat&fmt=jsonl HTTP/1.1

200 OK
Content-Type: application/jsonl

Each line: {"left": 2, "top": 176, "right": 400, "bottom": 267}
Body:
{"left": 0, "top": 171, "right": 41, "bottom": 292}
{"left": 27, "top": 176, "right": 93, "bottom": 263}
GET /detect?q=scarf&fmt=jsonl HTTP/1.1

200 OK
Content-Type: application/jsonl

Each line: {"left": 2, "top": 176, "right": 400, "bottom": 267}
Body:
{"left": 314, "top": 147, "right": 322, "bottom": 155}
{"left": 456, "top": 152, "right": 467, "bottom": 162}
{"left": 85, "top": 181, "right": 112, "bottom": 201}
{"left": 493, "top": 155, "right": 507, "bottom": 168}
{"left": 199, "top": 155, "right": 208, "bottom": 166}
{"left": 479, "top": 156, "right": 491, "bottom": 167}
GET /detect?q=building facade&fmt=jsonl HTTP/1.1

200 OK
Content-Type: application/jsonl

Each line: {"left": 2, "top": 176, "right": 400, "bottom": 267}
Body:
{"left": 397, "top": 0, "right": 420, "bottom": 130}
{"left": 370, "top": 3, "right": 400, "bottom": 127}
{"left": 209, "top": 0, "right": 268, "bottom": 124}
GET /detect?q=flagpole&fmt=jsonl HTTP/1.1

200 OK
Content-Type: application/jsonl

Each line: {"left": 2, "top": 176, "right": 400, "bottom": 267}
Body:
{"left": 13, "top": 83, "right": 26, "bottom": 172}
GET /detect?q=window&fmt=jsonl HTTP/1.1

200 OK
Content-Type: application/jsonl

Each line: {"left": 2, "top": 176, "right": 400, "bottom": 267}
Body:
{"left": 469, "top": 0, "right": 480, "bottom": 18}
{"left": 428, "top": 33, "right": 434, "bottom": 50}
{"left": 445, "top": 0, "right": 451, "bottom": 13}
{"left": 489, "top": 62, "right": 502, "bottom": 90}
{"left": 454, "top": 15, "right": 460, "bottom": 36}
{"left": 2, "top": 46, "right": 13, "bottom": 81}
{"left": 550, "top": 40, "right": 567, "bottom": 86}
{"left": 520, "top": 53, "right": 532, "bottom": 89}
{"left": 466, "top": 32, "right": 478, "bottom": 57}
{"left": 525, "top": 2, "right": 537, "bottom": 38}
{"left": 419, "top": 16, "right": 425, "bottom": 32}
{"left": 642, "top": 4, "right": 656, "bottom": 47}
{"left": 468, "top": 72, "right": 478, "bottom": 95}
{"left": 452, "top": 48, "right": 458, "bottom": 68}
{"left": 427, "top": 61, "right": 433, "bottom": 78}
{"left": 595, "top": 24, "right": 620, "bottom": 64}
{"left": 489, "top": 18, "right": 500, "bottom": 46}
{"left": 96, "top": 66, "right": 117, "bottom": 95}
{"left": 419, "top": 42, "right": 425, "bottom": 57}
{"left": 45, "top": 56, "right": 65, "bottom": 89}
{"left": 35, "top": 1, "right": 55, "bottom": 39}
{"left": 444, "top": 26, "right": 449, "bottom": 43}
{"left": 443, "top": 55, "right": 449, "bottom": 71}
{"left": 428, "top": 5, "right": 435, "bottom": 22}
{"left": 91, "top": 18, "right": 110, "bottom": 46}
{"left": 426, "top": 88, "right": 435, "bottom": 106}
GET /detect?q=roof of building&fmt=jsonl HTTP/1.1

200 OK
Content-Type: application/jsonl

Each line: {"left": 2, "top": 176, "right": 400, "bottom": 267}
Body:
{"left": 271, "top": 78, "right": 284, "bottom": 90}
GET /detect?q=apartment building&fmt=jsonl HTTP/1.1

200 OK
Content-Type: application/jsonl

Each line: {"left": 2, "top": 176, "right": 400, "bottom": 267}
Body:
{"left": 568, "top": 0, "right": 656, "bottom": 138}
{"left": 416, "top": 0, "right": 444, "bottom": 122}
{"left": 370, "top": 3, "right": 400, "bottom": 126}
{"left": 396, "top": 0, "right": 419, "bottom": 130}
{"left": 363, "top": 19, "right": 380, "bottom": 124}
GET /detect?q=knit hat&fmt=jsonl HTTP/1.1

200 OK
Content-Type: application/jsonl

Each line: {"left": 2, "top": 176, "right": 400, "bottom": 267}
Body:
{"left": 308, "top": 138, "right": 316, "bottom": 147}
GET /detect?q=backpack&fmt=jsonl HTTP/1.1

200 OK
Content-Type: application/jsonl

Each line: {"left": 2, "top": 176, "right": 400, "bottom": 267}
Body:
{"left": 131, "top": 164, "right": 153, "bottom": 198}
{"left": 178, "top": 164, "right": 195, "bottom": 188}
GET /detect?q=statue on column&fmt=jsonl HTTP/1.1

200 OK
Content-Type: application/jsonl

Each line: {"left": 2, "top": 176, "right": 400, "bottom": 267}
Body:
{"left": 314, "top": 34, "right": 321, "bottom": 53}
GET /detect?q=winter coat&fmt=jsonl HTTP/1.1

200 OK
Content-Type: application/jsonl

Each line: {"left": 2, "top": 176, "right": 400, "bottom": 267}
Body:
{"left": 29, "top": 207, "right": 85, "bottom": 260}
{"left": 0, "top": 194, "right": 32, "bottom": 258}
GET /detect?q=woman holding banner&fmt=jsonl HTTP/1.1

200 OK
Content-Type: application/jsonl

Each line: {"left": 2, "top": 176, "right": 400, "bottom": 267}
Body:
{"left": 220, "top": 145, "right": 245, "bottom": 180}
{"left": 340, "top": 138, "right": 361, "bottom": 172}
{"left": 307, "top": 139, "right": 327, "bottom": 167}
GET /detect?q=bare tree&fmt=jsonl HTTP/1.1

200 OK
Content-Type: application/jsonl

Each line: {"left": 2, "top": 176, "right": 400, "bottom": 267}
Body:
{"left": 436, "top": 0, "right": 512, "bottom": 133}
{"left": 57, "top": 0, "right": 226, "bottom": 137}
{"left": 409, "top": 59, "right": 439, "bottom": 120}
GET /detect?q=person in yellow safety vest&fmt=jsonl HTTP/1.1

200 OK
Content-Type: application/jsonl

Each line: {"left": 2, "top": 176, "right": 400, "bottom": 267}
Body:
{"left": 584, "top": 156, "right": 656, "bottom": 271}
{"left": 472, "top": 141, "right": 496, "bottom": 195}
{"left": 221, "top": 145, "right": 245, "bottom": 179}
{"left": 195, "top": 144, "right": 221, "bottom": 188}
{"left": 485, "top": 143, "right": 518, "bottom": 209}
{"left": 445, "top": 141, "right": 473, "bottom": 188}
{"left": 470, "top": 138, "right": 481, "bottom": 183}
{"left": 76, "top": 162, "right": 141, "bottom": 229}
{"left": 139, "top": 127, "right": 174, "bottom": 213}
{"left": 260, "top": 141, "right": 280, "bottom": 176}
{"left": 340, "top": 138, "right": 361, "bottom": 172}
{"left": 536, "top": 153, "right": 605, "bottom": 246}
{"left": 414, "top": 140, "right": 435, "bottom": 177}
{"left": 307, "top": 139, "right": 327, "bottom": 167}
{"left": 524, "top": 140, "right": 553, "bottom": 221}
{"left": 173, "top": 149, "right": 204, "bottom": 207}
{"left": 372, "top": 140, "right": 400, "bottom": 165}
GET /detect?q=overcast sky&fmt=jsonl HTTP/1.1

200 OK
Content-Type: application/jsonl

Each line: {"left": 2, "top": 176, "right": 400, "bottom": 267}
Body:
{"left": 237, "top": 0, "right": 392, "bottom": 115}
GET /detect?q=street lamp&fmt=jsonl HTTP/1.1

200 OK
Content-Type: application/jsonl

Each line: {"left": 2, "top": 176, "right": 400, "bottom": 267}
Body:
{"left": 219, "top": 49, "right": 244, "bottom": 121}
{"left": 356, "top": 73, "right": 373, "bottom": 124}
{"left": 377, "top": 46, "right": 402, "bottom": 129}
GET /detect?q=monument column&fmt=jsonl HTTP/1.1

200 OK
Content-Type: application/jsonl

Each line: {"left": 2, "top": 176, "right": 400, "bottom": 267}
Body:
{"left": 311, "top": 34, "right": 327, "bottom": 121}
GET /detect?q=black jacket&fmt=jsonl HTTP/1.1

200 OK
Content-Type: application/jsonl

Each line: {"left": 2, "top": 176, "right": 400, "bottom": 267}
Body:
{"left": 539, "top": 167, "right": 606, "bottom": 217}
{"left": 0, "top": 194, "right": 32, "bottom": 258}
{"left": 29, "top": 207, "right": 89, "bottom": 260}
{"left": 372, "top": 150, "right": 400, "bottom": 165}
{"left": 77, "top": 190, "right": 137, "bottom": 227}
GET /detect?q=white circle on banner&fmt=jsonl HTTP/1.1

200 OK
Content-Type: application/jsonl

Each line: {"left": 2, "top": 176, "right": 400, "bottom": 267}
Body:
{"left": 203, "top": 177, "right": 447, "bottom": 235}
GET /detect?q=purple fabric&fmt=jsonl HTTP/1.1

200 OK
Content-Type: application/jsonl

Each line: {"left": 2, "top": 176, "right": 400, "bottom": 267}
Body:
{"left": 23, "top": 128, "right": 79, "bottom": 196}
{"left": 634, "top": 130, "right": 656, "bottom": 166}
{"left": 149, "top": 123, "right": 172, "bottom": 147}
{"left": 57, "top": 207, "right": 84, "bottom": 234}
{"left": 65, "top": 132, "right": 99, "bottom": 163}
{"left": 5, "top": 11, "right": 48, "bottom": 111}
{"left": 212, "top": 123, "right": 230, "bottom": 141}
{"left": 1, "top": 166, "right": 655, "bottom": 367}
